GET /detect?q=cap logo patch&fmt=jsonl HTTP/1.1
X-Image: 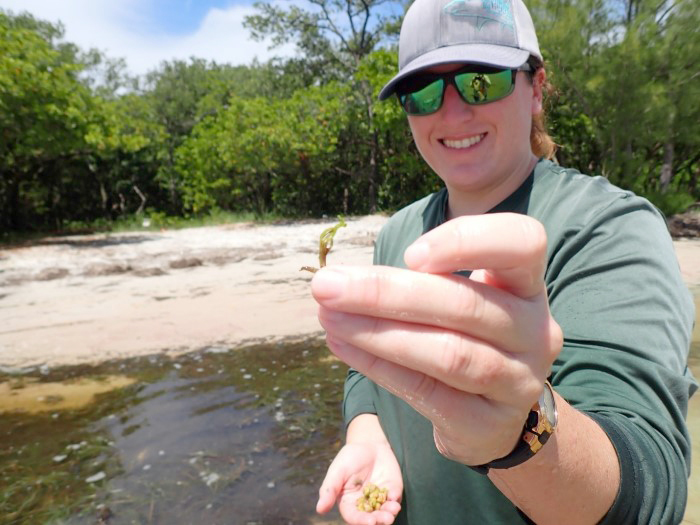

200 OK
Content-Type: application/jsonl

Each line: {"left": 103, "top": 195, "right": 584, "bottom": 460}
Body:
{"left": 443, "top": 0, "right": 515, "bottom": 31}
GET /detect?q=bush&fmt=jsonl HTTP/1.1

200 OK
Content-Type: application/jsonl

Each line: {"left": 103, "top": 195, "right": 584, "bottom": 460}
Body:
{"left": 644, "top": 191, "right": 697, "bottom": 218}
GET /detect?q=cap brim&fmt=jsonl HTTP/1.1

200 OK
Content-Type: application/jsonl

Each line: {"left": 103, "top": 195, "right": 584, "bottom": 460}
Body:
{"left": 378, "top": 45, "right": 531, "bottom": 100}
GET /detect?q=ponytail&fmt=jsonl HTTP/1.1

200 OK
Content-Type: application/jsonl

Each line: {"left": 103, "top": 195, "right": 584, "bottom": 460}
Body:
{"left": 527, "top": 56, "right": 558, "bottom": 160}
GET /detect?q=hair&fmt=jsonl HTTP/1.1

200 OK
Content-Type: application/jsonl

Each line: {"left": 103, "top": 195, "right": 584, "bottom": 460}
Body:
{"left": 526, "top": 56, "right": 558, "bottom": 160}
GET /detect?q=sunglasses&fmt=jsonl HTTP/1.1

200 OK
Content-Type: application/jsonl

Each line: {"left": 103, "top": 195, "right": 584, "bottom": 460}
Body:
{"left": 396, "top": 63, "right": 532, "bottom": 116}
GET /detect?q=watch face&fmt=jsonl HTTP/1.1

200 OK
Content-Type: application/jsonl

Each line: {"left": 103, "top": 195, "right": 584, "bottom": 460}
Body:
{"left": 541, "top": 383, "right": 558, "bottom": 428}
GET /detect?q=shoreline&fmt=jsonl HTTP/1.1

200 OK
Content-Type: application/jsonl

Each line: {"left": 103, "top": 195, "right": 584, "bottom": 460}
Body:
{"left": 1, "top": 215, "right": 698, "bottom": 370}
{"left": 0, "top": 216, "right": 386, "bottom": 370}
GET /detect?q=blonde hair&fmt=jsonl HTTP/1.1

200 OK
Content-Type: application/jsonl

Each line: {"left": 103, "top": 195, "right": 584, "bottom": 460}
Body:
{"left": 527, "top": 57, "right": 558, "bottom": 160}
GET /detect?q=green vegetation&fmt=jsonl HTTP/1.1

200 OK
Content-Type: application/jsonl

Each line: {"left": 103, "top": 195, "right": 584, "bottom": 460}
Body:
{"left": 0, "top": 382, "right": 137, "bottom": 524}
{"left": 356, "top": 483, "right": 390, "bottom": 512}
{"left": 301, "top": 216, "right": 348, "bottom": 273}
{"left": 1, "top": 0, "right": 698, "bottom": 239}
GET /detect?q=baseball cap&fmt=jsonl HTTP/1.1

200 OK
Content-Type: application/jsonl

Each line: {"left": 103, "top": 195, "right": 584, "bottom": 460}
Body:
{"left": 378, "top": 0, "right": 542, "bottom": 100}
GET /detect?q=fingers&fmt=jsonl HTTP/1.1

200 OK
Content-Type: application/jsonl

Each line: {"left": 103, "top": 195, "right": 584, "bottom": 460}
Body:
{"left": 325, "top": 334, "right": 519, "bottom": 425}
{"left": 338, "top": 494, "right": 401, "bottom": 525}
{"left": 319, "top": 308, "right": 543, "bottom": 402}
{"left": 404, "top": 213, "right": 548, "bottom": 299}
{"left": 316, "top": 447, "right": 359, "bottom": 514}
{"left": 317, "top": 477, "right": 341, "bottom": 515}
{"left": 325, "top": 336, "right": 529, "bottom": 464}
{"left": 311, "top": 265, "right": 554, "bottom": 357}
{"left": 316, "top": 444, "right": 402, "bottom": 525}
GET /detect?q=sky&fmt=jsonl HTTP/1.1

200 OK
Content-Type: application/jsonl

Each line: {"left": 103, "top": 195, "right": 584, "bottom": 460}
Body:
{"left": 0, "top": 0, "right": 296, "bottom": 76}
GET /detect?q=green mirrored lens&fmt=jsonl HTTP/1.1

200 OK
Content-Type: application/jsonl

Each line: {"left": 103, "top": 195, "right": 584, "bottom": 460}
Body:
{"left": 454, "top": 69, "right": 514, "bottom": 105}
{"left": 401, "top": 79, "right": 444, "bottom": 115}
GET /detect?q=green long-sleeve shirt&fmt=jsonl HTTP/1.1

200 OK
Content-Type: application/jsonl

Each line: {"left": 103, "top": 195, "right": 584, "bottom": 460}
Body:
{"left": 343, "top": 159, "right": 697, "bottom": 524}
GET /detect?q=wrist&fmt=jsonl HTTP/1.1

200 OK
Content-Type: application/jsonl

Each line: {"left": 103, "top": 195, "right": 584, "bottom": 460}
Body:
{"left": 347, "top": 413, "right": 389, "bottom": 444}
{"left": 472, "top": 381, "right": 558, "bottom": 474}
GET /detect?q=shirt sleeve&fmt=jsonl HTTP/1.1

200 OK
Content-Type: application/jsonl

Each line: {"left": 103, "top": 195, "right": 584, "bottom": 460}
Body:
{"left": 545, "top": 193, "right": 697, "bottom": 524}
{"left": 343, "top": 368, "right": 377, "bottom": 428}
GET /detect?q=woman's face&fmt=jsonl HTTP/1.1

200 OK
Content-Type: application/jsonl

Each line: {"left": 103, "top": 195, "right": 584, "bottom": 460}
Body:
{"left": 406, "top": 64, "right": 545, "bottom": 214}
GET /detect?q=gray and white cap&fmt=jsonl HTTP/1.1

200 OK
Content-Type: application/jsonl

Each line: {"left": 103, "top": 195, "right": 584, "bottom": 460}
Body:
{"left": 378, "top": 0, "right": 542, "bottom": 100}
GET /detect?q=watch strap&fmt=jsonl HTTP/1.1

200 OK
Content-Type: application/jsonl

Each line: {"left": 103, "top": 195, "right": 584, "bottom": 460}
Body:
{"left": 470, "top": 382, "right": 556, "bottom": 475}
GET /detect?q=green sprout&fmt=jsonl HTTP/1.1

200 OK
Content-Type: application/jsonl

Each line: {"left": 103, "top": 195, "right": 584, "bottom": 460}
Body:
{"left": 301, "top": 216, "right": 347, "bottom": 273}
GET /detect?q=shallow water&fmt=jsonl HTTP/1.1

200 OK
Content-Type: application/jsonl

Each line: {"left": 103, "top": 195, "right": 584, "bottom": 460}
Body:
{"left": 0, "top": 338, "right": 345, "bottom": 525}
{"left": 2, "top": 301, "right": 699, "bottom": 524}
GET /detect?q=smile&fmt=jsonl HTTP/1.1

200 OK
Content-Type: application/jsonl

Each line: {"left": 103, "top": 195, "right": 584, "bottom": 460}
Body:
{"left": 442, "top": 133, "right": 485, "bottom": 150}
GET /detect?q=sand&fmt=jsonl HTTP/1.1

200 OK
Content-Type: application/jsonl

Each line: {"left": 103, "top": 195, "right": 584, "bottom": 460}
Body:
{"left": 1, "top": 215, "right": 698, "bottom": 370}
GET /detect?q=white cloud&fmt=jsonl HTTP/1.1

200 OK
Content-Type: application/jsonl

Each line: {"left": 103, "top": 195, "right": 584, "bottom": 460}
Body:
{"left": 0, "top": 0, "right": 296, "bottom": 76}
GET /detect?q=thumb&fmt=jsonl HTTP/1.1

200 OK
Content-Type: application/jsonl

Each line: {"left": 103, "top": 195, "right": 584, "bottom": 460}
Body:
{"left": 316, "top": 480, "right": 340, "bottom": 514}
{"left": 316, "top": 454, "right": 353, "bottom": 514}
{"left": 405, "top": 213, "right": 548, "bottom": 299}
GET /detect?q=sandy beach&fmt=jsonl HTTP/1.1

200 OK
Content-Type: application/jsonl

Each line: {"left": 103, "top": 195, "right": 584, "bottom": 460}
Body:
{"left": 0, "top": 216, "right": 385, "bottom": 369}
{"left": 1, "top": 215, "right": 698, "bottom": 370}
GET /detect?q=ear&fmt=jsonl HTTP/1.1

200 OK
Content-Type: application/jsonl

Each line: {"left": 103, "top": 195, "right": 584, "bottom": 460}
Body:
{"left": 531, "top": 68, "right": 546, "bottom": 116}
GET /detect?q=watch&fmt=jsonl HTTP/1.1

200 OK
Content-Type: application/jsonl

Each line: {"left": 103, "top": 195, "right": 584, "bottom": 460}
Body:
{"left": 471, "top": 381, "right": 558, "bottom": 475}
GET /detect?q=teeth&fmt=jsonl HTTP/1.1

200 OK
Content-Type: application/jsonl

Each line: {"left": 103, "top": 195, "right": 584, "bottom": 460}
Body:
{"left": 443, "top": 134, "right": 485, "bottom": 149}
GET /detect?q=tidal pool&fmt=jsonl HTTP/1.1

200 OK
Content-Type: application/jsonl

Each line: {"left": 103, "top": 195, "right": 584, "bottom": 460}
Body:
{"left": 0, "top": 338, "right": 346, "bottom": 525}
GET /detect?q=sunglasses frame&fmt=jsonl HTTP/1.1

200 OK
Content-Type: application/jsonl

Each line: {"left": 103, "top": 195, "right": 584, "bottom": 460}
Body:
{"left": 396, "top": 63, "right": 533, "bottom": 116}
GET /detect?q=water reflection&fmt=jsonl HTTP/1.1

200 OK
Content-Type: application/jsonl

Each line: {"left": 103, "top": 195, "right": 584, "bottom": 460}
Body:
{"left": 0, "top": 338, "right": 345, "bottom": 525}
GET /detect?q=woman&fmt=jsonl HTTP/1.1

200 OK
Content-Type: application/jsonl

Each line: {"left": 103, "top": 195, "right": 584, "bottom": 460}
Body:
{"left": 311, "top": 0, "right": 696, "bottom": 523}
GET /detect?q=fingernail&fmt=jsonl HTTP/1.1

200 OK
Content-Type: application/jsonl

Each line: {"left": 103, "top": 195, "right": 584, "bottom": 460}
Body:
{"left": 404, "top": 241, "right": 429, "bottom": 269}
{"left": 311, "top": 267, "right": 348, "bottom": 300}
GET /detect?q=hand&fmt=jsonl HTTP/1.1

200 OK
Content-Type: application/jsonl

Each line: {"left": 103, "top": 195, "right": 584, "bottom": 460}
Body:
{"left": 312, "top": 213, "right": 563, "bottom": 466}
{"left": 316, "top": 437, "right": 402, "bottom": 524}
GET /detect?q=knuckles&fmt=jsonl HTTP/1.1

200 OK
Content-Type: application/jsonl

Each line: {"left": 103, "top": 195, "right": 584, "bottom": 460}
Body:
{"left": 548, "top": 319, "right": 564, "bottom": 362}
{"left": 520, "top": 215, "right": 548, "bottom": 260}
